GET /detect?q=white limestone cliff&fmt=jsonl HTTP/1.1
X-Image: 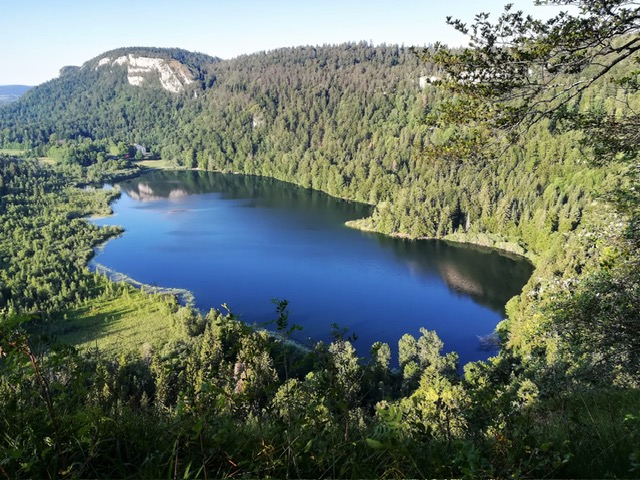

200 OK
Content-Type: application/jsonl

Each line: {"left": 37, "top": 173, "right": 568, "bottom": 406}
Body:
{"left": 96, "top": 54, "right": 195, "bottom": 93}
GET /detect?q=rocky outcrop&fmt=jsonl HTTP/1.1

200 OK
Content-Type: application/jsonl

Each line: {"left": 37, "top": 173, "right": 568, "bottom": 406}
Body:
{"left": 96, "top": 54, "right": 195, "bottom": 93}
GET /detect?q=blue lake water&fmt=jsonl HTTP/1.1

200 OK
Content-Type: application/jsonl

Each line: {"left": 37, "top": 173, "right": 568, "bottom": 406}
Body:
{"left": 91, "top": 170, "right": 533, "bottom": 366}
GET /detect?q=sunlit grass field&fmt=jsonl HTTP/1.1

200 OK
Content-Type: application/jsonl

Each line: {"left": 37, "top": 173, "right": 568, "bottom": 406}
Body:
{"left": 133, "top": 158, "right": 176, "bottom": 170}
{"left": 50, "top": 285, "right": 187, "bottom": 356}
{"left": 0, "top": 148, "right": 28, "bottom": 156}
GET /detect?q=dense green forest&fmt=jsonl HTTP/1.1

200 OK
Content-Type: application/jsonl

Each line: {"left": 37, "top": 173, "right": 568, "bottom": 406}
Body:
{"left": 1, "top": 0, "right": 640, "bottom": 477}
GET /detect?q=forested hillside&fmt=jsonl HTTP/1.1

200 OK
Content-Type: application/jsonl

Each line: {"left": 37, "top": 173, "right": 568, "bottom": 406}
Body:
{"left": 1, "top": 0, "right": 640, "bottom": 476}
{"left": 0, "top": 42, "right": 614, "bottom": 259}
{"left": 0, "top": 47, "right": 217, "bottom": 149}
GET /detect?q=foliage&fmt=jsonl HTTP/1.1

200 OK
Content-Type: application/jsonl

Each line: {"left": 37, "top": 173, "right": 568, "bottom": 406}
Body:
{"left": 418, "top": 2, "right": 640, "bottom": 445}
{"left": 0, "top": 157, "right": 121, "bottom": 314}
{"left": 425, "top": 1, "right": 640, "bottom": 155}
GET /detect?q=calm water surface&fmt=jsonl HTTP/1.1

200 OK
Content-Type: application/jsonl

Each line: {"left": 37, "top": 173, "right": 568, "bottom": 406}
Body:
{"left": 92, "top": 171, "right": 533, "bottom": 365}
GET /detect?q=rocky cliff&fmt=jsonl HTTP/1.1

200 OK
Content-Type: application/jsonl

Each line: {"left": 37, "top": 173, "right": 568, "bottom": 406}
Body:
{"left": 95, "top": 53, "right": 196, "bottom": 93}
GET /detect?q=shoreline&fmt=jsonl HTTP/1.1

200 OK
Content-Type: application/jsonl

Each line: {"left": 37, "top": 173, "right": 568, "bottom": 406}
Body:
{"left": 134, "top": 163, "right": 535, "bottom": 263}
{"left": 85, "top": 183, "right": 311, "bottom": 354}
{"left": 344, "top": 219, "right": 537, "bottom": 265}
{"left": 90, "top": 162, "right": 536, "bottom": 273}
{"left": 91, "top": 261, "right": 196, "bottom": 306}
{"left": 85, "top": 191, "right": 197, "bottom": 308}
{"left": 90, "top": 163, "right": 537, "bottom": 288}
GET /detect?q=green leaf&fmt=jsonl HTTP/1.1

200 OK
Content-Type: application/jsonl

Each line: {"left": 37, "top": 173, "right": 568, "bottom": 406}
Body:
{"left": 365, "top": 438, "right": 388, "bottom": 450}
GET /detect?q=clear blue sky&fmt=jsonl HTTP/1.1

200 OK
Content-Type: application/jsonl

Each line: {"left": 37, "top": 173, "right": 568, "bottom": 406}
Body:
{"left": 1, "top": 0, "right": 565, "bottom": 86}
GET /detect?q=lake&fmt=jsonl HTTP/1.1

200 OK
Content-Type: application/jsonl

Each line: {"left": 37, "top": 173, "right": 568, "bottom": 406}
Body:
{"left": 91, "top": 170, "right": 533, "bottom": 366}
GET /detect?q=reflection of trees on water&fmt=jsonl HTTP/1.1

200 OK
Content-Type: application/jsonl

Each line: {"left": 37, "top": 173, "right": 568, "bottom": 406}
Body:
{"left": 125, "top": 181, "right": 189, "bottom": 202}
{"left": 119, "top": 170, "right": 372, "bottom": 223}
{"left": 119, "top": 170, "right": 533, "bottom": 315}
{"left": 373, "top": 235, "right": 533, "bottom": 314}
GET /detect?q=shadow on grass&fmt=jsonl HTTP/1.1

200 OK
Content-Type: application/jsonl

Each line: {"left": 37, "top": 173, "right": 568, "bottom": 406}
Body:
{"left": 48, "top": 293, "right": 176, "bottom": 354}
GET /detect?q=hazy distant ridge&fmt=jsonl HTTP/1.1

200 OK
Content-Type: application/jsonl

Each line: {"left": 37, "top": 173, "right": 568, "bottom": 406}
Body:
{"left": 0, "top": 85, "right": 32, "bottom": 103}
{"left": 0, "top": 85, "right": 31, "bottom": 95}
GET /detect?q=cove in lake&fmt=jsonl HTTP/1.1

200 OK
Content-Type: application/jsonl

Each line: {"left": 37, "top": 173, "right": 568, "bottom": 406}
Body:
{"left": 91, "top": 170, "right": 533, "bottom": 366}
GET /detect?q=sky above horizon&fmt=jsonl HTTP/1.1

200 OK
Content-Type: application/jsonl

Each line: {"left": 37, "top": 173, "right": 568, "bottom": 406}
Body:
{"left": 1, "top": 0, "right": 566, "bottom": 85}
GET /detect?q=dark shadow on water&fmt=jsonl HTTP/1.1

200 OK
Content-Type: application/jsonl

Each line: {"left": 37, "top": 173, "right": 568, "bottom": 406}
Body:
{"left": 370, "top": 235, "right": 533, "bottom": 314}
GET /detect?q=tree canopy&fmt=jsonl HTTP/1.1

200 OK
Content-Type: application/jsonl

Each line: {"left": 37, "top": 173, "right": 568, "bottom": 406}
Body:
{"left": 424, "top": 0, "right": 640, "bottom": 390}
{"left": 426, "top": 0, "right": 640, "bottom": 162}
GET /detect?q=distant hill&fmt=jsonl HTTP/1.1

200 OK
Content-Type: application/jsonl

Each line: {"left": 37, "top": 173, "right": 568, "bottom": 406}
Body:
{"left": 0, "top": 47, "right": 219, "bottom": 145}
{"left": 0, "top": 85, "right": 32, "bottom": 103}
{"left": 0, "top": 44, "right": 429, "bottom": 164}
